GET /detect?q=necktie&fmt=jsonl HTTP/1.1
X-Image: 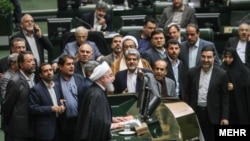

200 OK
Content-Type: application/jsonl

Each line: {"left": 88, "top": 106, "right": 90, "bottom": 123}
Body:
{"left": 159, "top": 79, "right": 168, "bottom": 97}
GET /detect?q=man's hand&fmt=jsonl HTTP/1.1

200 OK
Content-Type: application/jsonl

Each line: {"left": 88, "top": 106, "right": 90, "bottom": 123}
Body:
{"left": 34, "top": 24, "right": 42, "bottom": 38}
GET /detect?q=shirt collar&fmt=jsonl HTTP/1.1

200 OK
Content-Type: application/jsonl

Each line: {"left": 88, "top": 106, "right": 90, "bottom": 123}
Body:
{"left": 20, "top": 70, "right": 35, "bottom": 81}
{"left": 42, "top": 80, "right": 55, "bottom": 88}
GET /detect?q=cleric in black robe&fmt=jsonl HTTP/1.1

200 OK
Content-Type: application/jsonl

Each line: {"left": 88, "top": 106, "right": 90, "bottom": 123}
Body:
{"left": 221, "top": 47, "right": 250, "bottom": 124}
{"left": 74, "top": 61, "right": 115, "bottom": 141}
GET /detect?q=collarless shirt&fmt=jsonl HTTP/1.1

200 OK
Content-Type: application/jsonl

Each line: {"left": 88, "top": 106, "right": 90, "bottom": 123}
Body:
{"left": 188, "top": 38, "right": 200, "bottom": 69}
{"left": 20, "top": 70, "right": 35, "bottom": 88}
{"left": 198, "top": 66, "right": 213, "bottom": 107}
{"left": 60, "top": 76, "right": 78, "bottom": 118}
{"left": 127, "top": 69, "right": 138, "bottom": 93}
{"left": 237, "top": 40, "right": 247, "bottom": 63}
{"left": 43, "top": 80, "right": 58, "bottom": 106}
{"left": 168, "top": 56, "right": 180, "bottom": 96}
{"left": 172, "top": 5, "right": 185, "bottom": 26}
{"left": 23, "top": 30, "right": 41, "bottom": 66}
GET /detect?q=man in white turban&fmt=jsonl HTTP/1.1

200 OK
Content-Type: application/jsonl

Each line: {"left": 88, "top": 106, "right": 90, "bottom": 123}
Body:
{"left": 75, "top": 61, "right": 115, "bottom": 141}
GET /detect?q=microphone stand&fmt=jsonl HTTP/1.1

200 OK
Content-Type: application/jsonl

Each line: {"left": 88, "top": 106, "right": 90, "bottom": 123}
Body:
{"left": 75, "top": 16, "right": 93, "bottom": 29}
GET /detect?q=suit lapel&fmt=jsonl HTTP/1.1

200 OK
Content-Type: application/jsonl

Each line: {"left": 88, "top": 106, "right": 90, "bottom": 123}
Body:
{"left": 41, "top": 82, "right": 55, "bottom": 105}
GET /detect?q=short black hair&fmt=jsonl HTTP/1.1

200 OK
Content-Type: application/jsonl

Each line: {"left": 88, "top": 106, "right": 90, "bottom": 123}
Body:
{"left": 166, "top": 39, "right": 180, "bottom": 48}
{"left": 201, "top": 46, "right": 216, "bottom": 56}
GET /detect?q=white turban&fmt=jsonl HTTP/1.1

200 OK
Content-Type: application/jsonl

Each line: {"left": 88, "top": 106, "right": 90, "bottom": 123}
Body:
{"left": 89, "top": 61, "right": 110, "bottom": 81}
{"left": 121, "top": 35, "right": 138, "bottom": 48}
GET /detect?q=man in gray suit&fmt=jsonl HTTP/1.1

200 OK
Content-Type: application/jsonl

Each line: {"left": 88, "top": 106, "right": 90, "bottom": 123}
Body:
{"left": 179, "top": 23, "right": 220, "bottom": 69}
{"left": 144, "top": 59, "right": 176, "bottom": 98}
{"left": 158, "top": 0, "right": 197, "bottom": 28}
{"left": 101, "top": 35, "right": 123, "bottom": 66}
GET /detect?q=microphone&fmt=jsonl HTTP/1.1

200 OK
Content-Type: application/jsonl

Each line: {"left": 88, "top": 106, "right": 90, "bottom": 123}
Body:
{"left": 147, "top": 96, "right": 161, "bottom": 117}
{"left": 75, "top": 16, "right": 93, "bottom": 29}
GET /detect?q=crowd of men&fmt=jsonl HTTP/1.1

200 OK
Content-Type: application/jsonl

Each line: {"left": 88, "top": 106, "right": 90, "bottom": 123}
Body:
{"left": 0, "top": 0, "right": 250, "bottom": 141}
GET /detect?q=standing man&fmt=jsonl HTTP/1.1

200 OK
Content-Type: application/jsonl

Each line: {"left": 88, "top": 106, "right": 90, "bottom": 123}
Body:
{"left": 54, "top": 55, "right": 92, "bottom": 141}
{"left": 165, "top": 39, "right": 188, "bottom": 100}
{"left": 29, "top": 63, "right": 66, "bottom": 141}
{"left": 0, "top": 53, "right": 19, "bottom": 103}
{"left": 128, "top": 17, "right": 157, "bottom": 55}
{"left": 185, "top": 46, "right": 229, "bottom": 141}
{"left": 2, "top": 51, "right": 36, "bottom": 141}
{"left": 75, "top": 61, "right": 115, "bottom": 141}
{"left": 166, "top": 23, "right": 185, "bottom": 43}
{"left": 101, "top": 35, "right": 123, "bottom": 66}
{"left": 158, "top": 0, "right": 197, "bottom": 29}
{"left": 224, "top": 22, "right": 250, "bottom": 69}
{"left": 179, "top": 23, "right": 220, "bottom": 69}
{"left": 0, "top": 37, "right": 26, "bottom": 78}
{"left": 11, "top": 14, "right": 53, "bottom": 66}
{"left": 142, "top": 29, "right": 167, "bottom": 68}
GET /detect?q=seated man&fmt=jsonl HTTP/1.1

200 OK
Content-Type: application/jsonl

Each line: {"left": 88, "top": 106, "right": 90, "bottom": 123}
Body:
{"left": 80, "top": 1, "right": 112, "bottom": 31}
{"left": 52, "top": 26, "right": 103, "bottom": 71}
{"left": 158, "top": 0, "right": 197, "bottom": 28}
{"left": 128, "top": 17, "right": 157, "bottom": 55}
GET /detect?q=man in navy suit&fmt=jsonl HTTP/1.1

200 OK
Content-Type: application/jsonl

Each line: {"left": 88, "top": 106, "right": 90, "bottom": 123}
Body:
{"left": 113, "top": 48, "right": 152, "bottom": 94}
{"left": 185, "top": 46, "right": 229, "bottom": 141}
{"left": 179, "top": 23, "right": 220, "bottom": 69}
{"left": 165, "top": 39, "right": 188, "bottom": 100}
{"left": 53, "top": 55, "right": 92, "bottom": 141}
{"left": 80, "top": 1, "right": 112, "bottom": 31}
{"left": 29, "top": 63, "right": 66, "bottom": 141}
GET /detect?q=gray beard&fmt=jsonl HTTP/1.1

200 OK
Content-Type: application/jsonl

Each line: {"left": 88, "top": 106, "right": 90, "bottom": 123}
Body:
{"left": 105, "top": 82, "right": 114, "bottom": 92}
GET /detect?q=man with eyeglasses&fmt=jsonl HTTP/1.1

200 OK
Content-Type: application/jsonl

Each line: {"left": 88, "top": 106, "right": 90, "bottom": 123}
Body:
{"left": 142, "top": 29, "right": 167, "bottom": 68}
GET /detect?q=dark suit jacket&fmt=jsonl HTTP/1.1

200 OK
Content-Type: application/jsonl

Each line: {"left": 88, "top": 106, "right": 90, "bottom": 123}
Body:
{"left": 53, "top": 73, "right": 92, "bottom": 131}
{"left": 74, "top": 61, "right": 85, "bottom": 77}
{"left": 0, "top": 56, "right": 8, "bottom": 73}
{"left": 2, "top": 71, "right": 35, "bottom": 137}
{"left": 113, "top": 68, "right": 152, "bottom": 94}
{"left": 179, "top": 39, "right": 221, "bottom": 69}
{"left": 165, "top": 57, "right": 188, "bottom": 100}
{"left": 158, "top": 4, "right": 197, "bottom": 28}
{"left": 80, "top": 12, "right": 112, "bottom": 31}
{"left": 11, "top": 31, "right": 53, "bottom": 63}
{"left": 29, "top": 81, "right": 62, "bottom": 140}
{"left": 186, "top": 65, "right": 229, "bottom": 124}
{"left": 142, "top": 47, "right": 165, "bottom": 68}
{"left": 225, "top": 36, "right": 250, "bottom": 68}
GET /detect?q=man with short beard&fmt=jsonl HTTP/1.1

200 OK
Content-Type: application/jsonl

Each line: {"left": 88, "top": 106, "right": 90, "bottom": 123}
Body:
{"left": 101, "top": 35, "right": 123, "bottom": 67}
{"left": 74, "top": 61, "right": 115, "bottom": 141}
{"left": 2, "top": 51, "right": 37, "bottom": 141}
